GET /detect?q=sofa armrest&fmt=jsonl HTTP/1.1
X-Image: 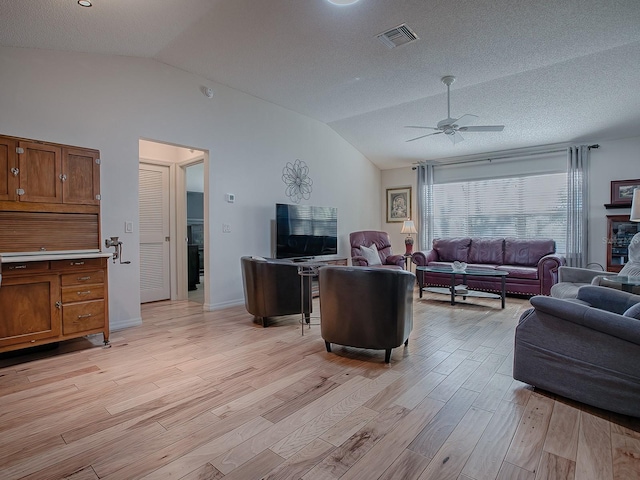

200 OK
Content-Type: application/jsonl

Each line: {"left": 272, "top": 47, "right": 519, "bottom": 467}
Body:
{"left": 530, "top": 295, "right": 640, "bottom": 345}
{"left": 411, "top": 249, "right": 438, "bottom": 267}
{"left": 576, "top": 285, "right": 640, "bottom": 315}
{"left": 385, "top": 254, "right": 405, "bottom": 267}
{"left": 558, "top": 266, "right": 617, "bottom": 283}
{"left": 351, "top": 255, "right": 369, "bottom": 266}
{"left": 537, "top": 253, "right": 565, "bottom": 295}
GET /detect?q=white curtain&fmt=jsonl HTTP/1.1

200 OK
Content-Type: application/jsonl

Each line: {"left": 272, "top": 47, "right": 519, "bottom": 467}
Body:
{"left": 566, "top": 145, "right": 590, "bottom": 267}
{"left": 416, "top": 163, "right": 434, "bottom": 251}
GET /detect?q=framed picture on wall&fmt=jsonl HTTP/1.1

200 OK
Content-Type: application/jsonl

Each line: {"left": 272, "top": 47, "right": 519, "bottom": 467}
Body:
{"left": 611, "top": 179, "right": 640, "bottom": 205}
{"left": 386, "top": 186, "right": 411, "bottom": 223}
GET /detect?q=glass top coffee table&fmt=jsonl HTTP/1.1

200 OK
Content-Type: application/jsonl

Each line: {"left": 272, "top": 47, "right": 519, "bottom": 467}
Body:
{"left": 604, "top": 275, "right": 640, "bottom": 293}
{"left": 416, "top": 266, "right": 509, "bottom": 308}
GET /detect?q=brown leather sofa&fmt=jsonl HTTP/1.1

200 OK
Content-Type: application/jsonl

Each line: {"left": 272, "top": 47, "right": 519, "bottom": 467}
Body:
{"left": 241, "top": 256, "right": 310, "bottom": 327}
{"left": 412, "top": 237, "right": 565, "bottom": 297}
{"left": 318, "top": 266, "right": 415, "bottom": 363}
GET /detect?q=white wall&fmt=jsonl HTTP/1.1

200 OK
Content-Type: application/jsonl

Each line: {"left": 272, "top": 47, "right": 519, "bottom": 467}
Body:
{"left": 382, "top": 136, "right": 640, "bottom": 267}
{"left": 0, "top": 46, "right": 381, "bottom": 329}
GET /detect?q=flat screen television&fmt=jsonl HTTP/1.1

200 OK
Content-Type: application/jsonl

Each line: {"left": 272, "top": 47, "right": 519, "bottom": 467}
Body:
{"left": 276, "top": 203, "right": 338, "bottom": 259}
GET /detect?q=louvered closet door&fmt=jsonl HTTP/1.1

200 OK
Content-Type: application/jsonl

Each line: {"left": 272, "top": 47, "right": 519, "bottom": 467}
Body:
{"left": 139, "top": 163, "right": 170, "bottom": 303}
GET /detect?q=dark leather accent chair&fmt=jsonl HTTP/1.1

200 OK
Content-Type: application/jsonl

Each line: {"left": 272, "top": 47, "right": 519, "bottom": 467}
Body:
{"left": 241, "top": 256, "right": 310, "bottom": 327}
{"left": 319, "top": 266, "right": 415, "bottom": 363}
{"left": 349, "top": 230, "right": 405, "bottom": 268}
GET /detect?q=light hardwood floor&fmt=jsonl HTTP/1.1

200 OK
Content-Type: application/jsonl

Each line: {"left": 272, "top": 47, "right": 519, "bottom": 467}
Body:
{"left": 1, "top": 290, "right": 639, "bottom": 480}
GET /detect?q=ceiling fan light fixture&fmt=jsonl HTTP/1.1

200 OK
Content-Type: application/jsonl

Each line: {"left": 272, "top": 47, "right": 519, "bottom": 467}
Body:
{"left": 78, "top": 0, "right": 92, "bottom": 6}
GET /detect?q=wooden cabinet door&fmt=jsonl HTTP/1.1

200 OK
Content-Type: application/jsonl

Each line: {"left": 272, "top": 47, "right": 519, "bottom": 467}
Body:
{"left": 17, "top": 141, "right": 63, "bottom": 203}
{"left": 0, "top": 136, "right": 18, "bottom": 201}
{"left": 0, "top": 274, "right": 61, "bottom": 348}
{"left": 62, "top": 147, "right": 100, "bottom": 205}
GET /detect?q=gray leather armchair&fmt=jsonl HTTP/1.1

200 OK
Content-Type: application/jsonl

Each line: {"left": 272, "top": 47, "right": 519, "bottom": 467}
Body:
{"left": 241, "top": 256, "right": 310, "bottom": 327}
{"left": 514, "top": 286, "right": 640, "bottom": 417}
{"left": 318, "top": 266, "right": 415, "bottom": 363}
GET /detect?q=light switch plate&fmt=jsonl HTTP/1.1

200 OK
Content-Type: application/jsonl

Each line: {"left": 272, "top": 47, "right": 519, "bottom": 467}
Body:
{"left": 125, "top": 221, "right": 133, "bottom": 233}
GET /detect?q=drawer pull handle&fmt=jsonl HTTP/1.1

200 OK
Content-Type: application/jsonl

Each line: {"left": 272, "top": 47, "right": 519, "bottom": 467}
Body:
{"left": 77, "top": 276, "right": 92, "bottom": 281}
{"left": 10, "top": 264, "right": 27, "bottom": 270}
{"left": 77, "top": 313, "right": 93, "bottom": 319}
{"left": 71, "top": 261, "right": 85, "bottom": 266}
{"left": 77, "top": 290, "right": 92, "bottom": 296}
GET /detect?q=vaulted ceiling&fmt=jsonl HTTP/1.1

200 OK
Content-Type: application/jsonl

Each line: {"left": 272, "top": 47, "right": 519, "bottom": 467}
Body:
{"left": 2, "top": 0, "right": 640, "bottom": 169}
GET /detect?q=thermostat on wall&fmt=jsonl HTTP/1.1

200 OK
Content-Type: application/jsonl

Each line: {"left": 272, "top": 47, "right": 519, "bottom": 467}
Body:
{"left": 225, "top": 193, "right": 235, "bottom": 203}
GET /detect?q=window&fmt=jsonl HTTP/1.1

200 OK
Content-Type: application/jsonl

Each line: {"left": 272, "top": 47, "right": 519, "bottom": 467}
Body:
{"left": 432, "top": 173, "right": 568, "bottom": 253}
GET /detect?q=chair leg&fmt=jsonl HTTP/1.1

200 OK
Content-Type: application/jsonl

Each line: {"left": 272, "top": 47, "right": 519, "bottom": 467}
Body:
{"left": 385, "top": 348, "right": 392, "bottom": 363}
{"left": 325, "top": 341, "right": 332, "bottom": 353}
{"left": 305, "top": 313, "right": 311, "bottom": 324}
{"left": 404, "top": 338, "right": 409, "bottom": 347}
{"left": 261, "top": 317, "right": 268, "bottom": 328}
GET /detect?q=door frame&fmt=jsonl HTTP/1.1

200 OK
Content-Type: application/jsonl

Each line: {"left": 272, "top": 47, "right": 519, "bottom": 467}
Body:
{"left": 176, "top": 156, "right": 205, "bottom": 301}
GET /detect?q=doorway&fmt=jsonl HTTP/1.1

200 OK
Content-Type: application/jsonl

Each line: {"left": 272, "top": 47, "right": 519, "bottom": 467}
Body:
{"left": 186, "top": 163, "right": 205, "bottom": 304}
{"left": 139, "top": 140, "right": 207, "bottom": 305}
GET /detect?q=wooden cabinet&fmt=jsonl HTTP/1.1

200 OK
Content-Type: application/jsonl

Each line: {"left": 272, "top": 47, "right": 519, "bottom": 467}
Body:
{"left": 62, "top": 147, "right": 101, "bottom": 205}
{"left": 0, "top": 136, "right": 17, "bottom": 202}
{"left": 606, "top": 215, "right": 640, "bottom": 272}
{"left": 0, "top": 273, "right": 61, "bottom": 349}
{"left": 0, "top": 256, "right": 109, "bottom": 353}
{"left": 0, "top": 135, "right": 100, "bottom": 207}
{"left": 17, "top": 141, "right": 63, "bottom": 203}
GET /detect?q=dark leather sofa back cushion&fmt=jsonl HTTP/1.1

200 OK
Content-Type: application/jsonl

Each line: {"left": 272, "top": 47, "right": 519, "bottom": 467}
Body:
{"left": 433, "top": 237, "right": 471, "bottom": 262}
{"left": 504, "top": 238, "right": 555, "bottom": 266}
{"left": 468, "top": 238, "right": 505, "bottom": 264}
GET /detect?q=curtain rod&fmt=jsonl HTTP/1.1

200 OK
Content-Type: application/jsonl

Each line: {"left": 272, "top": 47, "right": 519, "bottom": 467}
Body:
{"left": 413, "top": 144, "right": 600, "bottom": 169}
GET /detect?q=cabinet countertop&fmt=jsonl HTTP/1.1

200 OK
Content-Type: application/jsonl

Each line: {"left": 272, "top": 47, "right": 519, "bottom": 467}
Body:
{"left": 0, "top": 252, "right": 112, "bottom": 263}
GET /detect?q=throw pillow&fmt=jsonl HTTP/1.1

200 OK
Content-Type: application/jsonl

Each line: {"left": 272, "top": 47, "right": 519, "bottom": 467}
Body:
{"left": 360, "top": 243, "right": 382, "bottom": 266}
{"left": 623, "top": 302, "right": 640, "bottom": 320}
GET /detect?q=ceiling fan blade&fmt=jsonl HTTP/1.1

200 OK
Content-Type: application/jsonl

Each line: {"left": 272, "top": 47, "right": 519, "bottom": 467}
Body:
{"left": 404, "top": 125, "right": 439, "bottom": 130}
{"left": 452, "top": 114, "right": 478, "bottom": 127}
{"left": 458, "top": 125, "right": 505, "bottom": 132}
{"left": 448, "top": 131, "right": 464, "bottom": 144}
{"left": 406, "top": 132, "right": 443, "bottom": 142}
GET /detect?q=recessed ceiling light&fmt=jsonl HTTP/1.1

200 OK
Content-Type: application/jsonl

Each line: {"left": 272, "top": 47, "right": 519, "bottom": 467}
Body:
{"left": 327, "top": 0, "right": 360, "bottom": 5}
{"left": 78, "top": 0, "right": 92, "bottom": 7}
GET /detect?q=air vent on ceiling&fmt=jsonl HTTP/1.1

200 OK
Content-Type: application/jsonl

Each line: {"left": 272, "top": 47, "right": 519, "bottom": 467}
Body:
{"left": 376, "top": 24, "right": 419, "bottom": 49}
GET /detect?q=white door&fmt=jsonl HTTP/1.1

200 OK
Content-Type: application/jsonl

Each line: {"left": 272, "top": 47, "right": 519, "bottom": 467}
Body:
{"left": 139, "top": 163, "right": 170, "bottom": 303}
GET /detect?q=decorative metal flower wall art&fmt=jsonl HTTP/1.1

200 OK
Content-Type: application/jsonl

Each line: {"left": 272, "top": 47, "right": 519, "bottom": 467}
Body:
{"left": 282, "top": 159, "right": 313, "bottom": 203}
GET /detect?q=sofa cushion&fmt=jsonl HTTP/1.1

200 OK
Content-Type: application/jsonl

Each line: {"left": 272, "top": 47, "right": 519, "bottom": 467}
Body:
{"left": 360, "top": 244, "right": 382, "bottom": 266}
{"left": 504, "top": 238, "right": 555, "bottom": 266}
{"left": 496, "top": 265, "right": 539, "bottom": 279}
{"left": 433, "top": 237, "right": 471, "bottom": 262}
{"left": 468, "top": 238, "right": 504, "bottom": 264}
{"left": 623, "top": 302, "right": 640, "bottom": 320}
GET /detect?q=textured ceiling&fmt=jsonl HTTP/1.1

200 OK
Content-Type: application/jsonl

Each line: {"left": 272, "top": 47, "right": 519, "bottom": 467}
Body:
{"left": 2, "top": 0, "right": 640, "bottom": 169}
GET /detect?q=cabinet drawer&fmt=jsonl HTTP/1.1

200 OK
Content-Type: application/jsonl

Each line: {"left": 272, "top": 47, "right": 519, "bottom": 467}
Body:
{"left": 61, "top": 270, "right": 105, "bottom": 286}
{"left": 62, "top": 300, "right": 105, "bottom": 335}
{"left": 2, "top": 261, "right": 50, "bottom": 275}
{"left": 61, "top": 284, "right": 104, "bottom": 303}
{"left": 52, "top": 257, "right": 103, "bottom": 271}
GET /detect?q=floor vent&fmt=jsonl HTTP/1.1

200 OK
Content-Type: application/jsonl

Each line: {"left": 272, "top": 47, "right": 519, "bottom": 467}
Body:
{"left": 376, "top": 24, "right": 419, "bottom": 49}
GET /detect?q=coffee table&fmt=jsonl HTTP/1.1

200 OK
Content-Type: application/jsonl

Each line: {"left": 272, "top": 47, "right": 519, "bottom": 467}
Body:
{"left": 603, "top": 275, "right": 640, "bottom": 293}
{"left": 416, "top": 266, "right": 509, "bottom": 308}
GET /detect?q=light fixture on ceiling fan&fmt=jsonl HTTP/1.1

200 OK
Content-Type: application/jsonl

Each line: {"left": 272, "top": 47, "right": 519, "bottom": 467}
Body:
{"left": 405, "top": 76, "right": 505, "bottom": 144}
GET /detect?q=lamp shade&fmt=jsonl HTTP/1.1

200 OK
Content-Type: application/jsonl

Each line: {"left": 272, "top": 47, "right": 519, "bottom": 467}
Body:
{"left": 631, "top": 188, "right": 640, "bottom": 222}
{"left": 401, "top": 220, "right": 417, "bottom": 234}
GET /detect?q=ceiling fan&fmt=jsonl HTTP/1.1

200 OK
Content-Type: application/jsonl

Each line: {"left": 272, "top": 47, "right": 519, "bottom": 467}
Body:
{"left": 405, "top": 76, "right": 504, "bottom": 144}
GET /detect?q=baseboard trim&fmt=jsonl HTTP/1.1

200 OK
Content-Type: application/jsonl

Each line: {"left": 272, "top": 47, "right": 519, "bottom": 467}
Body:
{"left": 203, "top": 299, "right": 245, "bottom": 311}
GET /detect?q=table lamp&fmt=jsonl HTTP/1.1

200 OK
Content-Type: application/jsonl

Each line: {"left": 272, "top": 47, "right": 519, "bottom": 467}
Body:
{"left": 630, "top": 188, "right": 640, "bottom": 222}
{"left": 401, "top": 219, "right": 418, "bottom": 255}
